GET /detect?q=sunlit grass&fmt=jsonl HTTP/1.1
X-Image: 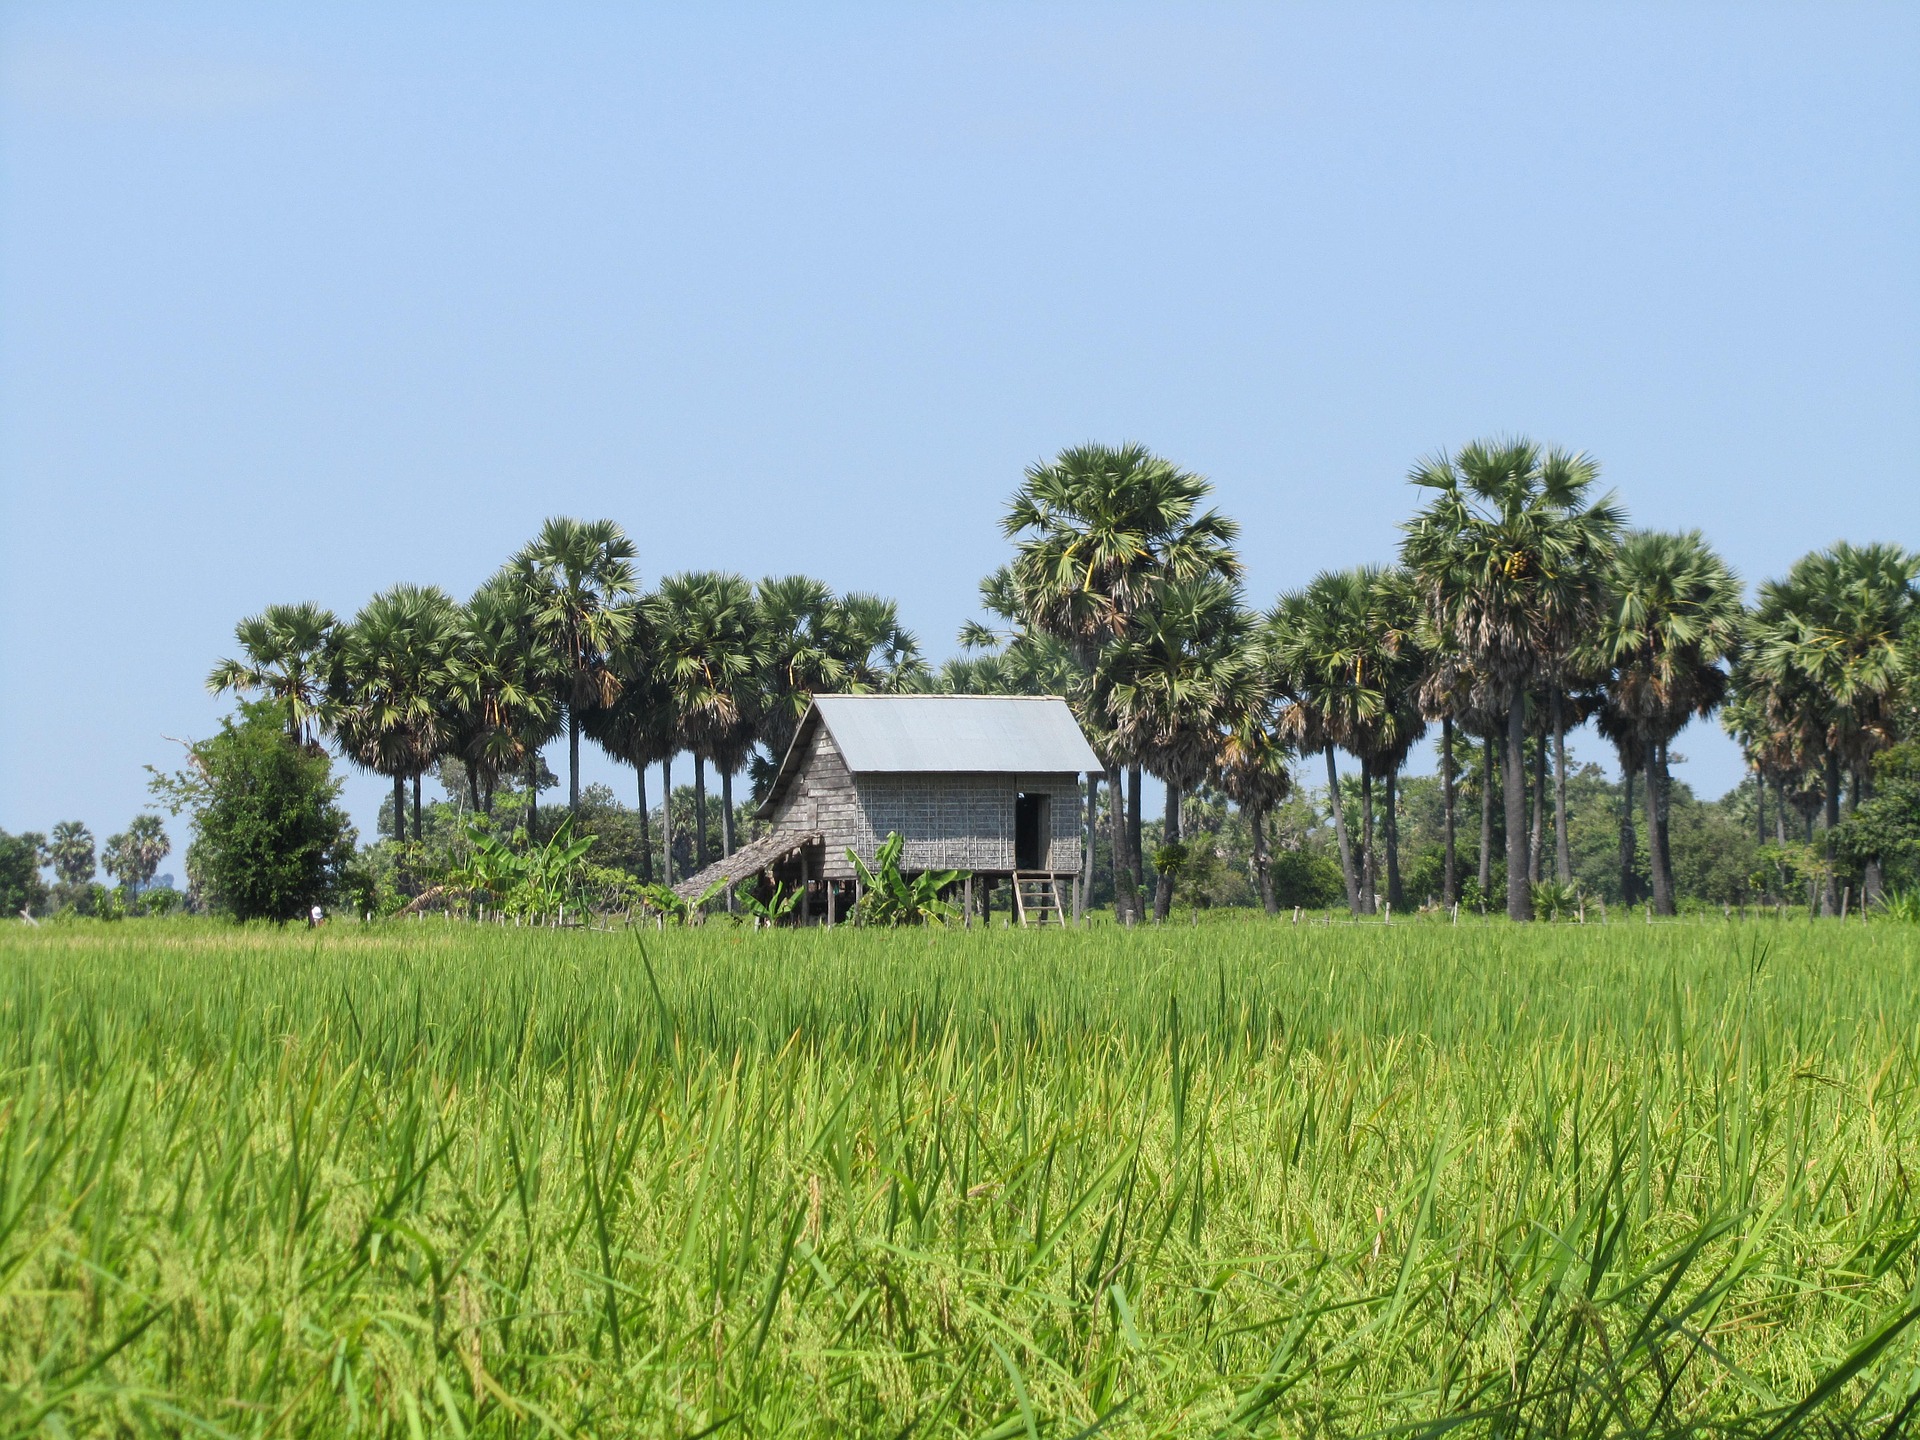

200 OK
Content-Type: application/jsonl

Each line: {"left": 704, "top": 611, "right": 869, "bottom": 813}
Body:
{"left": 2, "top": 916, "right": 1917, "bottom": 1435}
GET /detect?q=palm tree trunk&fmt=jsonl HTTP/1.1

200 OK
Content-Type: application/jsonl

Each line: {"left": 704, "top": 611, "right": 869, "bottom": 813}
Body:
{"left": 1083, "top": 775, "right": 1098, "bottom": 920}
{"left": 1479, "top": 738, "right": 1494, "bottom": 898}
{"left": 1107, "top": 765, "right": 1133, "bottom": 924}
{"left": 568, "top": 708, "right": 581, "bottom": 814}
{"left": 1126, "top": 764, "right": 1144, "bottom": 905}
{"left": 1754, "top": 767, "right": 1766, "bottom": 845}
{"left": 468, "top": 766, "right": 481, "bottom": 815}
{"left": 526, "top": 753, "right": 538, "bottom": 844}
{"left": 1644, "top": 748, "right": 1675, "bottom": 916}
{"left": 1821, "top": 751, "right": 1842, "bottom": 915}
{"left": 694, "top": 755, "right": 708, "bottom": 873}
{"left": 1252, "top": 805, "right": 1276, "bottom": 915}
{"left": 720, "top": 764, "right": 737, "bottom": 914}
{"left": 660, "top": 754, "right": 674, "bottom": 885}
{"left": 412, "top": 774, "right": 423, "bottom": 845}
{"left": 392, "top": 772, "right": 407, "bottom": 844}
{"left": 1528, "top": 729, "right": 1546, "bottom": 886}
{"left": 1505, "top": 686, "right": 1533, "bottom": 921}
{"left": 1859, "top": 763, "right": 1884, "bottom": 905}
{"left": 636, "top": 763, "right": 652, "bottom": 884}
{"left": 1441, "top": 716, "right": 1457, "bottom": 908}
{"left": 1153, "top": 782, "right": 1181, "bottom": 921}
{"left": 1327, "top": 745, "right": 1359, "bottom": 915}
{"left": 1359, "top": 761, "right": 1377, "bottom": 915}
{"left": 1774, "top": 781, "right": 1787, "bottom": 845}
{"left": 1552, "top": 693, "right": 1572, "bottom": 885}
{"left": 1384, "top": 769, "right": 1403, "bottom": 911}
{"left": 1619, "top": 766, "right": 1637, "bottom": 905}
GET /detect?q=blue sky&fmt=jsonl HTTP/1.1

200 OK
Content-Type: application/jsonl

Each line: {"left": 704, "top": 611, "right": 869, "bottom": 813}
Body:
{"left": 3, "top": 3, "right": 1916, "bottom": 856}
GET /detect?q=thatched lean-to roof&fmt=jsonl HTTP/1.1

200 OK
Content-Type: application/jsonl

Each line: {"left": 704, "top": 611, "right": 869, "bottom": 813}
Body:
{"left": 672, "top": 829, "right": 823, "bottom": 900}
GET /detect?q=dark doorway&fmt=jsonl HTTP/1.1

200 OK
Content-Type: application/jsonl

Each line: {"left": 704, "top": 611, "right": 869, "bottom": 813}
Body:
{"left": 1015, "top": 793, "right": 1049, "bottom": 871}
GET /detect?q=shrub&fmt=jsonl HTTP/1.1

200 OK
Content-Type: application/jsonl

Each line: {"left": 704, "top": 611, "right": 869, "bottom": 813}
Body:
{"left": 152, "top": 700, "right": 356, "bottom": 923}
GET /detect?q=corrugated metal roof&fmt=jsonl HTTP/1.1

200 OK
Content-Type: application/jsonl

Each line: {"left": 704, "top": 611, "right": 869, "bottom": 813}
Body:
{"left": 809, "top": 694, "right": 1102, "bottom": 774}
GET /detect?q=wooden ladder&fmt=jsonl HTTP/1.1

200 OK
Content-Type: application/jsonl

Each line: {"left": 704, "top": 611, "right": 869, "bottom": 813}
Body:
{"left": 1011, "top": 873, "right": 1066, "bottom": 928}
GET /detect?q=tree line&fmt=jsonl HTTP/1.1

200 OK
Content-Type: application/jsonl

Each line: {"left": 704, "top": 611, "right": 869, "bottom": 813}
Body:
{"left": 13, "top": 433, "right": 1910, "bottom": 925}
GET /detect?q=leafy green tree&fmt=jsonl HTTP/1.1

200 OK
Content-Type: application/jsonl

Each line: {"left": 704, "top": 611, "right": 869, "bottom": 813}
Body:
{"left": 1402, "top": 438, "right": 1624, "bottom": 920}
{"left": 0, "top": 830, "right": 49, "bottom": 918}
{"left": 1596, "top": 531, "right": 1743, "bottom": 914}
{"left": 206, "top": 601, "right": 339, "bottom": 749}
{"left": 152, "top": 700, "right": 356, "bottom": 922}
{"left": 508, "top": 518, "right": 639, "bottom": 816}
{"left": 102, "top": 815, "right": 171, "bottom": 893}
{"left": 1001, "top": 442, "right": 1241, "bottom": 922}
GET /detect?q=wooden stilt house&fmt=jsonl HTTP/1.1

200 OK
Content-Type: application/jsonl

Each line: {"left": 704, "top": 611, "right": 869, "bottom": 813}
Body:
{"left": 672, "top": 694, "right": 1102, "bottom": 925}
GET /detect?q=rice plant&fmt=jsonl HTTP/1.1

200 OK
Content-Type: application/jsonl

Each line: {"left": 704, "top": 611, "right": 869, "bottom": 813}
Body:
{"left": 2, "top": 917, "right": 1918, "bottom": 1436}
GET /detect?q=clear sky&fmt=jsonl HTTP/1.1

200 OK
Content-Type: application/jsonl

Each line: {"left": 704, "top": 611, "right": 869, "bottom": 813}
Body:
{"left": 4, "top": 3, "right": 1916, "bottom": 858}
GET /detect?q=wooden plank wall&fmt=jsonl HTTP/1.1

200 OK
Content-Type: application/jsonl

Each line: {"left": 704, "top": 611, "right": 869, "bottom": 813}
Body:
{"left": 768, "top": 727, "right": 1086, "bottom": 878}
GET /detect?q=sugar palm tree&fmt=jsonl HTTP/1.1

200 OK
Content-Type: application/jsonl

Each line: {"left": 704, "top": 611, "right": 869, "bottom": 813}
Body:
{"left": 1002, "top": 442, "right": 1241, "bottom": 922}
{"left": 583, "top": 607, "right": 673, "bottom": 882}
{"left": 1266, "top": 569, "right": 1382, "bottom": 915}
{"left": 649, "top": 572, "right": 759, "bottom": 875}
{"left": 1596, "top": 531, "right": 1743, "bottom": 915}
{"left": 329, "top": 584, "right": 460, "bottom": 845}
{"left": 207, "top": 601, "right": 339, "bottom": 749}
{"left": 1342, "top": 568, "right": 1428, "bottom": 912}
{"left": 1104, "top": 577, "right": 1251, "bottom": 920}
{"left": 446, "top": 575, "right": 560, "bottom": 818}
{"left": 103, "top": 815, "right": 170, "bottom": 893}
{"left": 1212, "top": 682, "right": 1293, "bottom": 915}
{"left": 1402, "top": 439, "right": 1624, "bottom": 920}
{"left": 1742, "top": 541, "right": 1918, "bottom": 906}
{"left": 508, "top": 518, "right": 638, "bottom": 816}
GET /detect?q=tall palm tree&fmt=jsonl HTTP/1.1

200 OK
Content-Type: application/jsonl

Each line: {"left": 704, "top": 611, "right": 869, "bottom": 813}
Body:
{"left": 330, "top": 585, "right": 460, "bottom": 845}
{"left": 1266, "top": 569, "right": 1382, "bottom": 915}
{"left": 1212, "top": 684, "right": 1293, "bottom": 916}
{"left": 508, "top": 518, "right": 638, "bottom": 816}
{"left": 445, "top": 575, "right": 560, "bottom": 818}
{"left": 207, "top": 601, "right": 339, "bottom": 749}
{"left": 1001, "top": 442, "right": 1241, "bottom": 922}
{"left": 583, "top": 606, "right": 672, "bottom": 882}
{"left": 1104, "top": 577, "right": 1250, "bottom": 920}
{"left": 1417, "top": 647, "right": 1505, "bottom": 908}
{"left": 1342, "top": 568, "right": 1428, "bottom": 912}
{"left": 1743, "top": 541, "right": 1918, "bottom": 906}
{"left": 649, "top": 572, "right": 759, "bottom": 875}
{"left": 1402, "top": 439, "right": 1624, "bottom": 920}
{"left": 1596, "top": 530, "right": 1743, "bottom": 914}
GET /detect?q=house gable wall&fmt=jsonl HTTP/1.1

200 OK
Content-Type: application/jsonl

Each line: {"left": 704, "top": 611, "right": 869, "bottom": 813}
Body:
{"left": 766, "top": 722, "right": 1085, "bottom": 878}
{"left": 852, "top": 771, "right": 1083, "bottom": 874}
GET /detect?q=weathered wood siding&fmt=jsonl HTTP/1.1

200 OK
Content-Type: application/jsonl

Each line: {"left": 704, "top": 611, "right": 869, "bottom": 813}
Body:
{"left": 853, "top": 771, "right": 1083, "bottom": 873}
{"left": 764, "top": 731, "right": 865, "bottom": 877}
{"left": 766, "top": 724, "right": 1086, "bottom": 878}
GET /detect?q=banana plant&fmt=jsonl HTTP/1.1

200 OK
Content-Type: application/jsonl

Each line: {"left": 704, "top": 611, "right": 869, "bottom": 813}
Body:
{"left": 637, "top": 879, "right": 727, "bottom": 926}
{"left": 734, "top": 881, "right": 803, "bottom": 928}
{"left": 448, "top": 815, "right": 598, "bottom": 919}
{"left": 845, "top": 832, "right": 965, "bottom": 927}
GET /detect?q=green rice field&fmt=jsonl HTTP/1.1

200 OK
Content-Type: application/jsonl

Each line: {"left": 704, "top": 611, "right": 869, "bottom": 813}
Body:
{"left": 3, "top": 916, "right": 1919, "bottom": 1436}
